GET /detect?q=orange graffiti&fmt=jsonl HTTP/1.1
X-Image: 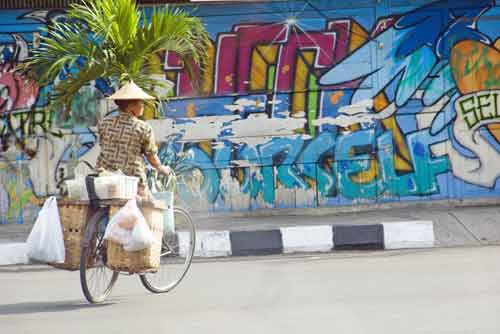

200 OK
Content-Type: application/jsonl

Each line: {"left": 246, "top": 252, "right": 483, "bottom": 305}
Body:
{"left": 451, "top": 40, "right": 500, "bottom": 94}
{"left": 186, "top": 103, "right": 196, "bottom": 118}
{"left": 329, "top": 91, "right": 345, "bottom": 105}
{"left": 451, "top": 40, "right": 500, "bottom": 141}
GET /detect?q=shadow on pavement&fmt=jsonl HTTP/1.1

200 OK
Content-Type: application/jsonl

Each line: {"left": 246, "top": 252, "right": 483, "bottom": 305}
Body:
{"left": 0, "top": 300, "right": 114, "bottom": 315}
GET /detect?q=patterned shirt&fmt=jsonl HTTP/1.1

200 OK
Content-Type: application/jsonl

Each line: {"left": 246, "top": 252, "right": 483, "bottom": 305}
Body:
{"left": 96, "top": 113, "right": 158, "bottom": 187}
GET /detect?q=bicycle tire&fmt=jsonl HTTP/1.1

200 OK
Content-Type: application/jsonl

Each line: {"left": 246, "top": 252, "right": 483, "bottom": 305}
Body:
{"left": 80, "top": 208, "right": 119, "bottom": 303}
{"left": 140, "top": 207, "right": 196, "bottom": 293}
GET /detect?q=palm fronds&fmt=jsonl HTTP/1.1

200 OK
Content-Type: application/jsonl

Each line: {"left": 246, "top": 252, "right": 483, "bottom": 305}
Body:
{"left": 19, "top": 0, "right": 209, "bottom": 110}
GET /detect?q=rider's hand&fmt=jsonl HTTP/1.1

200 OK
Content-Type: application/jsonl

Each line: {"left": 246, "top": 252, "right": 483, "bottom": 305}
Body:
{"left": 158, "top": 165, "right": 172, "bottom": 176}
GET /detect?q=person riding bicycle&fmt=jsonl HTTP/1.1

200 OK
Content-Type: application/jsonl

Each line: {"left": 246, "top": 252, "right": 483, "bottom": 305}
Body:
{"left": 96, "top": 81, "right": 171, "bottom": 199}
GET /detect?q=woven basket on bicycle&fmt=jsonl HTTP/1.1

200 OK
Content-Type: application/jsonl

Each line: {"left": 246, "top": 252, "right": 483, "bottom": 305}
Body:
{"left": 50, "top": 199, "right": 92, "bottom": 271}
{"left": 106, "top": 201, "right": 165, "bottom": 273}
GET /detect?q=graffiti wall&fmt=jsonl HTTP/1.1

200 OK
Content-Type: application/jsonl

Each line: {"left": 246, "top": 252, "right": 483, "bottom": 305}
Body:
{"left": 1, "top": 0, "right": 500, "bottom": 222}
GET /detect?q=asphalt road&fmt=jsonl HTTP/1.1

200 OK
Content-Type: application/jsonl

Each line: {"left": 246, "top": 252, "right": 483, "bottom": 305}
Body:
{"left": 1, "top": 246, "right": 499, "bottom": 334}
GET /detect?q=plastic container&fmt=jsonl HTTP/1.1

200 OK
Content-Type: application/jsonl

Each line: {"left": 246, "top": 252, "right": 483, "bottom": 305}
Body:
{"left": 65, "top": 179, "right": 89, "bottom": 200}
{"left": 94, "top": 175, "right": 139, "bottom": 200}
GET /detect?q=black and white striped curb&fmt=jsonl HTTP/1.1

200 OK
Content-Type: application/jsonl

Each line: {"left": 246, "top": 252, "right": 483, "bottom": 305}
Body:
{"left": 0, "top": 221, "right": 434, "bottom": 265}
{"left": 182, "top": 220, "right": 434, "bottom": 257}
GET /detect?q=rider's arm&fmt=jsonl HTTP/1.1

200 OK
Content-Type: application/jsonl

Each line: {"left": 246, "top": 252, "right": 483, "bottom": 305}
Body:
{"left": 141, "top": 123, "right": 170, "bottom": 176}
{"left": 147, "top": 154, "right": 171, "bottom": 176}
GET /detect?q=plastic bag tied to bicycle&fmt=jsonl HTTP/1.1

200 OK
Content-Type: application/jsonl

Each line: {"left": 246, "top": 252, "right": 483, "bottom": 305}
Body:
{"left": 104, "top": 198, "right": 154, "bottom": 251}
{"left": 26, "top": 196, "right": 66, "bottom": 263}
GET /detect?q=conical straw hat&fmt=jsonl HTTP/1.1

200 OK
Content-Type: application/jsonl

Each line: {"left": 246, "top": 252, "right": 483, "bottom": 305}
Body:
{"left": 107, "top": 81, "right": 156, "bottom": 100}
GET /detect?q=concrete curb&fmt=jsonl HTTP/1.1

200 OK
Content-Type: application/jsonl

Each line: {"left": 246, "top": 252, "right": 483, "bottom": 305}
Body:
{"left": 189, "top": 220, "right": 434, "bottom": 257}
{"left": 0, "top": 221, "right": 435, "bottom": 265}
{"left": 0, "top": 243, "right": 28, "bottom": 266}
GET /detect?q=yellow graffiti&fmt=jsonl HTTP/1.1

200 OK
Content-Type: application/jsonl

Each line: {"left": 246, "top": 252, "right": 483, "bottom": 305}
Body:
{"left": 349, "top": 21, "right": 369, "bottom": 53}
{"left": 250, "top": 48, "right": 269, "bottom": 90}
{"left": 198, "top": 141, "right": 213, "bottom": 156}
{"left": 201, "top": 42, "right": 215, "bottom": 95}
{"left": 351, "top": 158, "right": 379, "bottom": 184}
{"left": 0, "top": 164, "right": 35, "bottom": 221}
{"left": 250, "top": 45, "right": 279, "bottom": 90}
{"left": 185, "top": 102, "right": 197, "bottom": 118}
{"left": 235, "top": 167, "right": 245, "bottom": 185}
{"left": 292, "top": 51, "right": 315, "bottom": 117}
{"left": 374, "top": 92, "right": 413, "bottom": 173}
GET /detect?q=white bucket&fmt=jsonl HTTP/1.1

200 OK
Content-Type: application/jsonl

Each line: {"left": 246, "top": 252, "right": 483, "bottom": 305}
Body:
{"left": 154, "top": 191, "right": 175, "bottom": 235}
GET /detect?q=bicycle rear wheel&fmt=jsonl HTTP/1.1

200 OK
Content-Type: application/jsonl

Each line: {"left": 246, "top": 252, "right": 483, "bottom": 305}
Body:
{"left": 80, "top": 208, "right": 119, "bottom": 303}
{"left": 140, "top": 207, "right": 196, "bottom": 293}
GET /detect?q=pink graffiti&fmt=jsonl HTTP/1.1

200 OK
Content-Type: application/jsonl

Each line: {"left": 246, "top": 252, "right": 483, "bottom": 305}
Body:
{"left": 215, "top": 32, "right": 238, "bottom": 94}
{"left": 327, "top": 20, "right": 351, "bottom": 62}
{"left": 233, "top": 24, "right": 289, "bottom": 93}
{"left": 164, "top": 18, "right": 397, "bottom": 97}
{"left": 371, "top": 16, "right": 398, "bottom": 38}
{"left": 0, "top": 64, "right": 39, "bottom": 113}
{"left": 165, "top": 52, "right": 202, "bottom": 96}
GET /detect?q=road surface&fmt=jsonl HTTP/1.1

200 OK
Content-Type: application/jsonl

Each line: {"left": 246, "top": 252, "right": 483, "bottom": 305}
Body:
{"left": 1, "top": 246, "right": 499, "bottom": 334}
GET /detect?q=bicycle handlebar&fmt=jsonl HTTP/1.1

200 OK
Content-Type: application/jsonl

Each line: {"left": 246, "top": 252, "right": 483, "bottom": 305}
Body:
{"left": 150, "top": 169, "right": 176, "bottom": 193}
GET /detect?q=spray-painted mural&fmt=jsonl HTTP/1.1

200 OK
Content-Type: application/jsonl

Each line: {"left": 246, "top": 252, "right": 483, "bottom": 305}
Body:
{"left": 1, "top": 0, "right": 500, "bottom": 223}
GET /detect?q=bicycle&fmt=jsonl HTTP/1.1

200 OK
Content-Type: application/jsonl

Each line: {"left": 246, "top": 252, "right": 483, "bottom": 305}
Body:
{"left": 78, "top": 172, "right": 196, "bottom": 303}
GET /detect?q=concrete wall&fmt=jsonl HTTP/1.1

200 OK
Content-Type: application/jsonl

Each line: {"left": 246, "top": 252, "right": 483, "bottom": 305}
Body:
{"left": 1, "top": 0, "right": 500, "bottom": 223}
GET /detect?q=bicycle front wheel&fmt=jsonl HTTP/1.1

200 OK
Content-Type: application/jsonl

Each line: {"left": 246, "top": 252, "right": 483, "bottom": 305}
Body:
{"left": 140, "top": 207, "right": 196, "bottom": 293}
{"left": 80, "top": 208, "right": 119, "bottom": 303}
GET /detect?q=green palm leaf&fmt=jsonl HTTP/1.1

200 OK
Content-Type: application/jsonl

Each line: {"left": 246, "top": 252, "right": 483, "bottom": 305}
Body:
{"left": 19, "top": 0, "right": 209, "bottom": 111}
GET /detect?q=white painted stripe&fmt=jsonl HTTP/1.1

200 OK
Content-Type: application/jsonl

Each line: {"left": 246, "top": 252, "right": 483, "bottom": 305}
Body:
{"left": 382, "top": 221, "right": 435, "bottom": 249}
{"left": 280, "top": 225, "right": 334, "bottom": 253}
{"left": 179, "top": 230, "right": 232, "bottom": 258}
{"left": 0, "top": 243, "right": 29, "bottom": 266}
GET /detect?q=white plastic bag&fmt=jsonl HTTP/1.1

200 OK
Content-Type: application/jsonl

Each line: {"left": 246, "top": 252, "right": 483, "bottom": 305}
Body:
{"left": 103, "top": 199, "right": 138, "bottom": 245}
{"left": 26, "top": 196, "right": 65, "bottom": 263}
{"left": 104, "top": 199, "right": 154, "bottom": 251}
{"left": 126, "top": 215, "right": 155, "bottom": 251}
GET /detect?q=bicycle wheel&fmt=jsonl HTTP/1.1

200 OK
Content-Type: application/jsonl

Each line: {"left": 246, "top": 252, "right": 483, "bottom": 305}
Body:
{"left": 80, "top": 208, "right": 119, "bottom": 303}
{"left": 140, "top": 207, "right": 196, "bottom": 293}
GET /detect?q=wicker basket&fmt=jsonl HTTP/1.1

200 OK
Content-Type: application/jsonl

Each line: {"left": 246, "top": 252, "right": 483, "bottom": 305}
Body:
{"left": 106, "top": 204, "right": 164, "bottom": 273}
{"left": 50, "top": 202, "right": 90, "bottom": 271}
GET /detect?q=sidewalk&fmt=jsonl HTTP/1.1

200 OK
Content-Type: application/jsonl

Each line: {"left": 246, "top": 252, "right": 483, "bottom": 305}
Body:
{"left": 193, "top": 204, "right": 500, "bottom": 246}
{"left": 1, "top": 203, "right": 500, "bottom": 265}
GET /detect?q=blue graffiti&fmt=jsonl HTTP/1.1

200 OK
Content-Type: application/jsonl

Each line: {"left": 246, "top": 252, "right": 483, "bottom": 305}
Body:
{"left": 172, "top": 127, "right": 453, "bottom": 204}
{"left": 319, "top": 0, "right": 495, "bottom": 131}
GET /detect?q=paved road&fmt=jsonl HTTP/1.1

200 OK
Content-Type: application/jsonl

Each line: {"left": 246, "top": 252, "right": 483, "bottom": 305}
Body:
{"left": 1, "top": 246, "right": 499, "bottom": 334}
